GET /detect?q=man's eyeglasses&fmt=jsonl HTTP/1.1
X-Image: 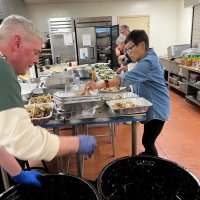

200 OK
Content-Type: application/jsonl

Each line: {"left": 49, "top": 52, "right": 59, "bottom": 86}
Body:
{"left": 125, "top": 44, "right": 136, "bottom": 54}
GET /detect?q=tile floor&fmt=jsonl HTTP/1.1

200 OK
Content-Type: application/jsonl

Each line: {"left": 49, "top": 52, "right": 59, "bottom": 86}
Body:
{"left": 34, "top": 89, "right": 200, "bottom": 181}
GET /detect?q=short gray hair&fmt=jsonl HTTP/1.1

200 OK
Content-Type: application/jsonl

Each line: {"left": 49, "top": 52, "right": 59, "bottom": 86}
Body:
{"left": 120, "top": 25, "right": 130, "bottom": 32}
{"left": 116, "top": 35, "right": 126, "bottom": 45}
{"left": 0, "top": 15, "right": 43, "bottom": 41}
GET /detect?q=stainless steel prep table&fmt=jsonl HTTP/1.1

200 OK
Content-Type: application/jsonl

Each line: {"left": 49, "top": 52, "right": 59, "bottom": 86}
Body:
{"left": 43, "top": 103, "right": 146, "bottom": 177}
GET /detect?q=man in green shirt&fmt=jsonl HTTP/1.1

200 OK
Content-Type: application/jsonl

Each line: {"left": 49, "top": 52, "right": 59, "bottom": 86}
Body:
{"left": 0, "top": 15, "right": 96, "bottom": 187}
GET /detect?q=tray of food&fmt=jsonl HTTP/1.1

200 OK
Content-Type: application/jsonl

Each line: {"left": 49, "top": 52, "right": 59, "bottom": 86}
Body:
{"left": 29, "top": 93, "right": 54, "bottom": 104}
{"left": 99, "top": 87, "right": 127, "bottom": 93}
{"left": 53, "top": 90, "right": 100, "bottom": 101}
{"left": 106, "top": 97, "right": 152, "bottom": 115}
{"left": 25, "top": 103, "right": 54, "bottom": 125}
{"left": 53, "top": 91, "right": 101, "bottom": 112}
{"left": 102, "top": 92, "right": 138, "bottom": 101}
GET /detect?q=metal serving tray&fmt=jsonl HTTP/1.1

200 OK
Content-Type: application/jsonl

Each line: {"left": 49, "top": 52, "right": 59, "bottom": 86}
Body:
{"left": 53, "top": 90, "right": 101, "bottom": 102}
{"left": 106, "top": 97, "right": 152, "bottom": 115}
{"left": 53, "top": 91, "right": 101, "bottom": 112}
{"left": 56, "top": 107, "right": 96, "bottom": 120}
{"left": 54, "top": 98, "right": 101, "bottom": 112}
{"left": 72, "top": 65, "right": 92, "bottom": 79}
{"left": 102, "top": 92, "right": 138, "bottom": 101}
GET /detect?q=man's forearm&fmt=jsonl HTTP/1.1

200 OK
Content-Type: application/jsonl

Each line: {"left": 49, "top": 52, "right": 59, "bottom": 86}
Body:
{"left": 0, "top": 147, "right": 21, "bottom": 176}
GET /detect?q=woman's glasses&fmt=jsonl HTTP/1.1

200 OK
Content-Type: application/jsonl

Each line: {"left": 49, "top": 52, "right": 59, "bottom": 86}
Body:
{"left": 125, "top": 44, "right": 136, "bottom": 54}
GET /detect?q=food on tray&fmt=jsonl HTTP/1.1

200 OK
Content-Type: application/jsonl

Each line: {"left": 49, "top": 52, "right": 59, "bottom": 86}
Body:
{"left": 76, "top": 90, "right": 92, "bottom": 96}
{"left": 104, "top": 94, "right": 122, "bottom": 100}
{"left": 112, "top": 101, "right": 135, "bottom": 109}
{"left": 100, "top": 87, "right": 120, "bottom": 92}
{"left": 26, "top": 104, "right": 53, "bottom": 119}
{"left": 29, "top": 94, "right": 53, "bottom": 104}
{"left": 50, "top": 66, "right": 64, "bottom": 72}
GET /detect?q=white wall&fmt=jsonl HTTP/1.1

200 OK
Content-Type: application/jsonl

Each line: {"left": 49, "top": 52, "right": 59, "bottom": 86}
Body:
{"left": 25, "top": 0, "right": 193, "bottom": 56}
{"left": 177, "top": 0, "right": 193, "bottom": 45}
{"left": 184, "top": 0, "right": 199, "bottom": 7}
{"left": 1, "top": 0, "right": 27, "bottom": 18}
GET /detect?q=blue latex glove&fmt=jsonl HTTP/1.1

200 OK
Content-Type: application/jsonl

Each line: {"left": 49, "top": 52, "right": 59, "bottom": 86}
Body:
{"left": 77, "top": 135, "right": 96, "bottom": 156}
{"left": 11, "top": 170, "right": 42, "bottom": 187}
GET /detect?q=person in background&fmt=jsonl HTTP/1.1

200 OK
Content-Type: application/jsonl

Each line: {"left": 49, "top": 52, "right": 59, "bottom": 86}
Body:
{"left": 119, "top": 24, "right": 130, "bottom": 37}
{"left": 115, "top": 35, "right": 132, "bottom": 74}
{"left": 0, "top": 15, "right": 96, "bottom": 186}
{"left": 115, "top": 25, "right": 132, "bottom": 74}
{"left": 85, "top": 30, "right": 170, "bottom": 157}
{"left": 115, "top": 25, "right": 130, "bottom": 58}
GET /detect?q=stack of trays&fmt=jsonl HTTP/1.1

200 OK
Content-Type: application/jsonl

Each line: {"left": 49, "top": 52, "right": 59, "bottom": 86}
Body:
{"left": 53, "top": 91, "right": 102, "bottom": 112}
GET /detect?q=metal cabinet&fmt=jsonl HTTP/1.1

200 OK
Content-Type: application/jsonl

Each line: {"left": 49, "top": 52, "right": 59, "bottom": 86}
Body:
{"left": 160, "top": 58, "right": 188, "bottom": 94}
{"left": 160, "top": 57, "right": 200, "bottom": 106}
{"left": 75, "top": 16, "right": 114, "bottom": 65}
{"left": 186, "top": 70, "right": 200, "bottom": 106}
{"left": 48, "top": 17, "right": 77, "bottom": 64}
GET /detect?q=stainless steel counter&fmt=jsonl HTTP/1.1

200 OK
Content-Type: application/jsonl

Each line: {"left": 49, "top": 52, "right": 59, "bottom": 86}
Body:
{"left": 43, "top": 102, "right": 146, "bottom": 177}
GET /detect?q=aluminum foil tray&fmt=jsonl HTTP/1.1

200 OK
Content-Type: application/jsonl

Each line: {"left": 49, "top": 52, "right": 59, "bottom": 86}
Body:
{"left": 99, "top": 87, "right": 127, "bottom": 93}
{"left": 57, "top": 107, "right": 96, "bottom": 120}
{"left": 24, "top": 103, "right": 54, "bottom": 125}
{"left": 54, "top": 97, "right": 101, "bottom": 112}
{"left": 106, "top": 97, "right": 152, "bottom": 115}
{"left": 53, "top": 91, "right": 101, "bottom": 102}
{"left": 102, "top": 92, "right": 138, "bottom": 101}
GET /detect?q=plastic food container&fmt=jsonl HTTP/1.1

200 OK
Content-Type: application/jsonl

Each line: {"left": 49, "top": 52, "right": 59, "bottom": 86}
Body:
{"left": 169, "top": 76, "right": 179, "bottom": 85}
{"left": 178, "top": 81, "right": 187, "bottom": 91}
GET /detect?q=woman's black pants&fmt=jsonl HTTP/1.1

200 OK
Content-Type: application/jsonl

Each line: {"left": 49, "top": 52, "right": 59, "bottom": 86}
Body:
{"left": 142, "top": 119, "right": 165, "bottom": 156}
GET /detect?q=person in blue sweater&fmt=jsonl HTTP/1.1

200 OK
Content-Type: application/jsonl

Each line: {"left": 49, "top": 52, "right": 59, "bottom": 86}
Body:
{"left": 86, "top": 30, "right": 170, "bottom": 156}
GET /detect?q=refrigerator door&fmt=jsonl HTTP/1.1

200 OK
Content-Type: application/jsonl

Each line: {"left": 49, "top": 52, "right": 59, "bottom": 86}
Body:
{"left": 50, "top": 33, "right": 77, "bottom": 64}
{"left": 48, "top": 17, "right": 77, "bottom": 64}
{"left": 76, "top": 27, "right": 97, "bottom": 64}
{"left": 111, "top": 25, "right": 119, "bottom": 69}
{"left": 96, "top": 27, "right": 111, "bottom": 63}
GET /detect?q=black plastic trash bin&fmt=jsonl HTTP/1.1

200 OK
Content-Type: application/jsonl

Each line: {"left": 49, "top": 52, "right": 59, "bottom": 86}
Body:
{"left": 0, "top": 174, "right": 101, "bottom": 200}
{"left": 97, "top": 156, "right": 200, "bottom": 200}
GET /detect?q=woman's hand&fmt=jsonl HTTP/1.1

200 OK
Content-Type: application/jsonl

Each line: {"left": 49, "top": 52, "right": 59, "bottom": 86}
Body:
{"left": 85, "top": 81, "right": 104, "bottom": 90}
{"left": 116, "top": 65, "right": 128, "bottom": 74}
{"left": 85, "top": 81, "right": 98, "bottom": 90}
{"left": 118, "top": 55, "right": 125, "bottom": 65}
